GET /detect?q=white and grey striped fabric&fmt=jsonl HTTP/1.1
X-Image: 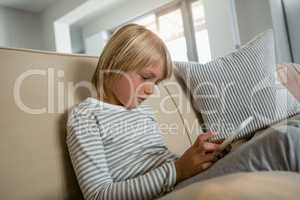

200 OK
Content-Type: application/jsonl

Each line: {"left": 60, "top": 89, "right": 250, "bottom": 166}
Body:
{"left": 66, "top": 97, "right": 179, "bottom": 200}
{"left": 175, "top": 30, "right": 300, "bottom": 142}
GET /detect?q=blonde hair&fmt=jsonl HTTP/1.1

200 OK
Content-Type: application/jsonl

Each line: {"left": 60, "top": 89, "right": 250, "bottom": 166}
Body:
{"left": 91, "top": 23, "right": 173, "bottom": 99}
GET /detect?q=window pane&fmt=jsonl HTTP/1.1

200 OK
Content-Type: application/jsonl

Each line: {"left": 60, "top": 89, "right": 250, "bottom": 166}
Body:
{"left": 132, "top": 8, "right": 188, "bottom": 62}
{"left": 132, "top": 14, "right": 158, "bottom": 33}
{"left": 158, "top": 9, "right": 188, "bottom": 61}
{"left": 191, "top": 0, "right": 211, "bottom": 63}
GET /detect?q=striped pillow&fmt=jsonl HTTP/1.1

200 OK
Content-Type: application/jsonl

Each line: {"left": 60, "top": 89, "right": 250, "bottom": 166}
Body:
{"left": 174, "top": 30, "right": 300, "bottom": 142}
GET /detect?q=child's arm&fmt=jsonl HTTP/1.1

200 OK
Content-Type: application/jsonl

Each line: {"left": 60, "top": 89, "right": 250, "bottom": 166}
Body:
{"left": 67, "top": 112, "right": 176, "bottom": 200}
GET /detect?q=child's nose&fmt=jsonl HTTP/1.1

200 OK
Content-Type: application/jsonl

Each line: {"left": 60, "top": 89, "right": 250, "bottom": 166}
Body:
{"left": 144, "top": 83, "right": 154, "bottom": 95}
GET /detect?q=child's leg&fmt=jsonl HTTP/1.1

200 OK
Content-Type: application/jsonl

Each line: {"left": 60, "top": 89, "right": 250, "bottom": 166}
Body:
{"left": 174, "top": 122, "right": 300, "bottom": 190}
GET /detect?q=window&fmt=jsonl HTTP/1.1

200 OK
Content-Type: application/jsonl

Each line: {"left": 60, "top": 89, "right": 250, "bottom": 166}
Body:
{"left": 132, "top": 0, "right": 211, "bottom": 63}
{"left": 133, "top": 14, "right": 157, "bottom": 33}
{"left": 191, "top": 0, "right": 211, "bottom": 63}
{"left": 158, "top": 8, "right": 188, "bottom": 61}
{"left": 132, "top": 9, "right": 188, "bottom": 61}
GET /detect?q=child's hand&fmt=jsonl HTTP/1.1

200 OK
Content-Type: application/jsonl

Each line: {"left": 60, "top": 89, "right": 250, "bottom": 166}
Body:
{"left": 212, "top": 145, "right": 232, "bottom": 162}
{"left": 174, "top": 132, "right": 220, "bottom": 183}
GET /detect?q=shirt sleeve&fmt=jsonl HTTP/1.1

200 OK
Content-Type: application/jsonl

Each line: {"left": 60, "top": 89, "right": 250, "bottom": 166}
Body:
{"left": 66, "top": 111, "right": 177, "bottom": 200}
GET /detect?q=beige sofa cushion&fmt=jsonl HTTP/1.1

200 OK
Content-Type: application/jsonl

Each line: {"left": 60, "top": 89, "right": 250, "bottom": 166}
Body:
{"left": 162, "top": 73, "right": 203, "bottom": 144}
{"left": 0, "top": 47, "right": 191, "bottom": 199}
{"left": 141, "top": 82, "right": 192, "bottom": 155}
{"left": 0, "top": 47, "right": 94, "bottom": 200}
{"left": 159, "top": 171, "right": 300, "bottom": 200}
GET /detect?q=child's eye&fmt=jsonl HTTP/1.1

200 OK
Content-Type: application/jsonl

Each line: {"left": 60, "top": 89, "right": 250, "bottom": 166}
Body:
{"left": 140, "top": 75, "right": 151, "bottom": 80}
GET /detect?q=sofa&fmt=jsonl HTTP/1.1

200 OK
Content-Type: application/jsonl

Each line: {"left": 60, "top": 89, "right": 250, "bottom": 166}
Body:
{"left": 0, "top": 47, "right": 299, "bottom": 200}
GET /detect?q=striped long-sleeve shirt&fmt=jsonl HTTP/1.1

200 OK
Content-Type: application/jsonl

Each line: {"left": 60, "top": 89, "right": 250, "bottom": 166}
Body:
{"left": 66, "top": 97, "right": 180, "bottom": 200}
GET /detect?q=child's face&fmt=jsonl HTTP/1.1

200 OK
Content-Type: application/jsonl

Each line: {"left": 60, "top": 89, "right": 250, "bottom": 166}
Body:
{"left": 109, "top": 63, "right": 165, "bottom": 109}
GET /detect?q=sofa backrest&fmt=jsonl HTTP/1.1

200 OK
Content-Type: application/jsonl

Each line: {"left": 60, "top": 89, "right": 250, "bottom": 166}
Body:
{"left": 0, "top": 47, "right": 200, "bottom": 199}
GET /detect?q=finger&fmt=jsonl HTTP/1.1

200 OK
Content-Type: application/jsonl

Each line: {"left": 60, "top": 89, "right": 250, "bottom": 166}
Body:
{"left": 200, "top": 162, "right": 213, "bottom": 171}
{"left": 200, "top": 153, "right": 215, "bottom": 163}
{"left": 212, "top": 151, "right": 225, "bottom": 161}
{"left": 197, "top": 131, "right": 215, "bottom": 143}
{"left": 200, "top": 142, "right": 220, "bottom": 152}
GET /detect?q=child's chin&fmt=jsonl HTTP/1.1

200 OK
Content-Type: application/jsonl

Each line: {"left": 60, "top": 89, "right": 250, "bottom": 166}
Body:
{"left": 124, "top": 99, "right": 142, "bottom": 109}
{"left": 125, "top": 103, "right": 139, "bottom": 109}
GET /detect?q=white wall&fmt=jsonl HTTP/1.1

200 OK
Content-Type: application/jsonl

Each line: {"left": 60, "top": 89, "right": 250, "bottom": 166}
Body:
{"left": 203, "top": 0, "right": 237, "bottom": 59}
{"left": 54, "top": 22, "right": 72, "bottom": 53}
{"left": 284, "top": 0, "right": 300, "bottom": 63}
{"left": 235, "top": 0, "right": 299, "bottom": 64}
{"left": 269, "top": 0, "right": 292, "bottom": 63}
{"left": 41, "top": 0, "right": 87, "bottom": 51}
{"left": 70, "top": 25, "right": 85, "bottom": 54}
{"left": 84, "top": 31, "right": 109, "bottom": 56}
{"left": 235, "top": 0, "right": 273, "bottom": 45}
{"left": 0, "top": 6, "right": 43, "bottom": 50}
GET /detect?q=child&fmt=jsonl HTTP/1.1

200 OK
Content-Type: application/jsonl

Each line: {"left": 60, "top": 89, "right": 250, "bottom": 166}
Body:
{"left": 66, "top": 24, "right": 300, "bottom": 200}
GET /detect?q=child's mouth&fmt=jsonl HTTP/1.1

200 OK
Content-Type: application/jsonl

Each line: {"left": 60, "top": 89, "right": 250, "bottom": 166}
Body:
{"left": 138, "top": 97, "right": 146, "bottom": 102}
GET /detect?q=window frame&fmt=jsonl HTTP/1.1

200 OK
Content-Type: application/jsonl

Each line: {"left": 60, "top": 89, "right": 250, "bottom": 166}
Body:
{"left": 111, "top": 0, "right": 210, "bottom": 62}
